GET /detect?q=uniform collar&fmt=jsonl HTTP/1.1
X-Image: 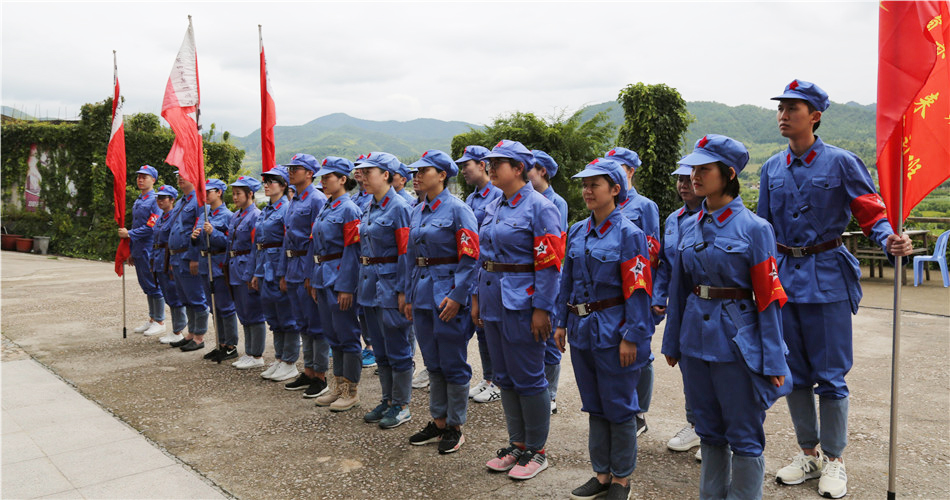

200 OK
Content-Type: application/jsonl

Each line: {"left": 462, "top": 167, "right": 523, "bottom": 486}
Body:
{"left": 585, "top": 208, "right": 621, "bottom": 237}
{"left": 698, "top": 197, "right": 744, "bottom": 227}
{"left": 372, "top": 187, "right": 398, "bottom": 210}
{"left": 677, "top": 202, "right": 702, "bottom": 218}
{"left": 139, "top": 189, "right": 154, "bottom": 200}
{"left": 541, "top": 185, "right": 555, "bottom": 200}
{"left": 784, "top": 136, "right": 825, "bottom": 169}
{"left": 329, "top": 193, "right": 350, "bottom": 209}
{"left": 184, "top": 191, "right": 194, "bottom": 202}
{"left": 503, "top": 183, "right": 534, "bottom": 208}
{"left": 297, "top": 183, "right": 315, "bottom": 201}
{"left": 424, "top": 187, "right": 450, "bottom": 213}
{"left": 269, "top": 195, "right": 288, "bottom": 210}
{"left": 477, "top": 182, "right": 496, "bottom": 198}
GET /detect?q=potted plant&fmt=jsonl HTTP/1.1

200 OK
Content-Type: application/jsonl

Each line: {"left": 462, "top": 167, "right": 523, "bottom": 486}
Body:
{"left": 15, "top": 236, "right": 34, "bottom": 252}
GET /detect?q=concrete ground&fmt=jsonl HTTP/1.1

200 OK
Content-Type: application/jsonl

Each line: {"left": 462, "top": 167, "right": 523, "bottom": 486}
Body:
{"left": 1, "top": 251, "right": 948, "bottom": 499}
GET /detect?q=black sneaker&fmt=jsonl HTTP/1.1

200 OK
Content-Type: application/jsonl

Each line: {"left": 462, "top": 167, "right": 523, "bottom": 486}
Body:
{"left": 409, "top": 421, "right": 443, "bottom": 446}
{"left": 170, "top": 337, "right": 191, "bottom": 348}
{"left": 203, "top": 347, "right": 221, "bottom": 360}
{"left": 570, "top": 477, "right": 610, "bottom": 500}
{"left": 438, "top": 427, "right": 465, "bottom": 454}
{"left": 604, "top": 482, "right": 630, "bottom": 500}
{"left": 217, "top": 347, "right": 238, "bottom": 363}
{"left": 303, "top": 377, "right": 329, "bottom": 398}
{"left": 180, "top": 340, "right": 205, "bottom": 352}
{"left": 635, "top": 414, "right": 648, "bottom": 436}
{"left": 284, "top": 373, "right": 313, "bottom": 391}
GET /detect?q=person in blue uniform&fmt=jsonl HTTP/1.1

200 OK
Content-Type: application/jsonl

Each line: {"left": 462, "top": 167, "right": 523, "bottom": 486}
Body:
{"left": 554, "top": 158, "right": 653, "bottom": 500}
{"left": 251, "top": 167, "right": 296, "bottom": 373}
{"left": 151, "top": 185, "right": 188, "bottom": 345}
{"left": 226, "top": 176, "right": 265, "bottom": 369}
{"left": 168, "top": 174, "right": 209, "bottom": 351}
{"left": 760, "top": 80, "right": 913, "bottom": 499}
{"left": 475, "top": 140, "right": 563, "bottom": 480}
{"left": 191, "top": 179, "right": 238, "bottom": 362}
{"left": 394, "top": 162, "right": 415, "bottom": 204}
{"left": 528, "top": 149, "right": 568, "bottom": 415}
{"left": 458, "top": 145, "right": 503, "bottom": 403}
{"left": 309, "top": 157, "right": 363, "bottom": 407}
{"left": 119, "top": 165, "right": 166, "bottom": 337}
{"left": 403, "top": 150, "right": 480, "bottom": 454}
{"left": 603, "top": 147, "right": 661, "bottom": 436}
{"left": 352, "top": 152, "right": 414, "bottom": 422}
{"left": 351, "top": 157, "right": 378, "bottom": 369}
{"left": 662, "top": 134, "right": 792, "bottom": 500}
{"left": 276, "top": 154, "right": 329, "bottom": 385}
{"left": 653, "top": 169, "right": 705, "bottom": 460}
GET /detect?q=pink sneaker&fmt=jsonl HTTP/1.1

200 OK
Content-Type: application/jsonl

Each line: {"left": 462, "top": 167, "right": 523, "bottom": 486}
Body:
{"left": 507, "top": 450, "right": 548, "bottom": 480}
{"left": 485, "top": 445, "right": 523, "bottom": 472}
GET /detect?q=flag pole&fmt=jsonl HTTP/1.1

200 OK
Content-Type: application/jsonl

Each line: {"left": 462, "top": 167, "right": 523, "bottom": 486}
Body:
{"left": 203, "top": 204, "right": 219, "bottom": 354}
{"left": 115, "top": 49, "right": 128, "bottom": 340}
{"left": 886, "top": 117, "right": 905, "bottom": 500}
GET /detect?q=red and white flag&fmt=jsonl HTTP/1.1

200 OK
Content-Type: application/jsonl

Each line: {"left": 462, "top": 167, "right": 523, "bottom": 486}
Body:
{"left": 877, "top": 1, "right": 950, "bottom": 229}
{"left": 260, "top": 25, "right": 277, "bottom": 172}
{"left": 107, "top": 52, "right": 130, "bottom": 276}
{"left": 162, "top": 16, "right": 206, "bottom": 206}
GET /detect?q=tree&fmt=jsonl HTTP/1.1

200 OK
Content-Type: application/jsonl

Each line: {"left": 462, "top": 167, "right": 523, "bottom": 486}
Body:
{"left": 450, "top": 110, "right": 615, "bottom": 225}
{"left": 617, "top": 83, "right": 694, "bottom": 218}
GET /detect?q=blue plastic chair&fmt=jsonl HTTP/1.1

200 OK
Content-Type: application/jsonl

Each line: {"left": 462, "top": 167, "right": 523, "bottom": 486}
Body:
{"left": 913, "top": 230, "right": 949, "bottom": 287}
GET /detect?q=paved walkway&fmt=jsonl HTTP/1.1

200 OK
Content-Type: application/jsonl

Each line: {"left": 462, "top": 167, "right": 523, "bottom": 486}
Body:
{"left": 1, "top": 355, "right": 227, "bottom": 499}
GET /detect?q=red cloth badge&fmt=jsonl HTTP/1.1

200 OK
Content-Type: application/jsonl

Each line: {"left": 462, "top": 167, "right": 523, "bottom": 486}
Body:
{"left": 343, "top": 219, "right": 361, "bottom": 247}
{"left": 456, "top": 228, "right": 480, "bottom": 260}
{"left": 533, "top": 234, "right": 565, "bottom": 271}
{"left": 621, "top": 254, "right": 652, "bottom": 298}
{"left": 750, "top": 256, "right": 787, "bottom": 312}
{"left": 146, "top": 213, "right": 159, "bottom": 228}
{"left": 850, "top": 193, "right": 887, "bottom": 236}
{"left": 395, "top": 227, "right": 410, "bottom": 255}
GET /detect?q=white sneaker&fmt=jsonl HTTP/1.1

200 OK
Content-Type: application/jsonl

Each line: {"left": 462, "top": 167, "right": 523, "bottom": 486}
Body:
{"left": 260, "top": 361, "right": 280, "bottom": 379}
{"left": 695, "top": 448, "right": 702, "bottom": 462}
{"left": 232, "top": 355, "right": 251, "bottom": 367}
{"left": 241, "top": 357, "right": 265, "bottom": 370}
{"left": 818, "top": 458, "right": 847, "bottom": 499}
{"left": 159, "top": 332, "right": 184, "bottom": 344}
{"left": 143, "top": 321, "right": 166, "bottom": 336}
{"left": 469, "top": 379, "right": 489, "bottom": 398}
{"left": 473, "top": 382, "right": 501, "bottom": 403}
{"left": 550, "top": 400, "right": 557, "bottom": 415}
{"left": 134, "top": 319, "right": 152, "bottom": 333}
{"left": 668, "top": 425, "right": 701, "bottom": 451}
{"left": 412, "top": 368, "right": 430, "bottom": 389}
{"left": 270, "top": 362, "right": 299, "bottom": 382}
{"left": 776, "top": 450, "right": 824, "bottom": 485}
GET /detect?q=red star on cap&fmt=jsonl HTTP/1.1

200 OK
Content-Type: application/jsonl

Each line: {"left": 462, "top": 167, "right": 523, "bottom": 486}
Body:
{"left": 698, "top": 135, "right": 709, "bottom": 148}
{"left": 422, "top": 151, "right": 428, "bottom": 158}
{"left": 322, "top": 159, "right": 327, "bottom": 166}
{"left": 589, "top": 158, "right": 599, "bottom": 165}
{"left": 789, "top": 80, "right": 799, "bottom": 90}
{"left": 496, "top": 140, "right": 504, "bottom": 148}
{"left": 607, "top": 149, "right": 616, "bottom": 156}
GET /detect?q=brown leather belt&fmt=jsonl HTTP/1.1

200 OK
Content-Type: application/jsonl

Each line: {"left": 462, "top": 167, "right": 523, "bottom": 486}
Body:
{"left": 568, "top": 297, "right": 624, "bottom": 317}
{"left": 314, "top": 252, "right": 343, "bottom": 264}
{"left": 256, "top": 242, "right": 282, "bottom": 251}
{"left": 200, "top": 249, "right": 226, "bottom": 257}
{"left": 359, "top": 255, "right": 398, "bottom": 265}
{"left": 169, "top": 247, "right": 189, "bottom": 255}
{"left": 285, "top": 249, "right": 307, "bottom": 258}
{"left": 416, "top": 256, "right": 459, "bottom": 267}
{"left": 153, "top": 243, "right": 168, "bottom": 250}
{"left": 482, "top": 260, "right": 534, "bottom": 273}
{"left": 229, "top": 249, "right": 251, "bottom": 257}
{"left": 777, "top": 237, "right": 842, "bottom": 258}
{"left": 692, "top": 285, "right": 752, "bottom": 300}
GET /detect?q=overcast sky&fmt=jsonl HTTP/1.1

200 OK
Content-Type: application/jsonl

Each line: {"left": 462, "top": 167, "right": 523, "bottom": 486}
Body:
{"left": 2, "top": 1, "right": 880, "bottom": 138}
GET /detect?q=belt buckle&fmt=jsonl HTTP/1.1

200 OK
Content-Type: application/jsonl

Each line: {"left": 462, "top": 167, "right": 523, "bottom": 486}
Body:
{"left": 285, "top": 250, "right": 293, "bottom": 258}
{"left": 416, "top": 257, "right": 427, "bottom": 267}
{"left": 575, "top": 302, "right": 590, "bottom": 317}
{"left": 790, "top": 246, "right": 805, "bottom": 258}
{"left": 314, "top": 255, "right": 320, "bottom": 264}
{"left": 256, "top": 243, "right": 263, "bottom": 251}
{"left": 359, "top": 256, "right": 370, "bottom": 265}
{"left": 229, "top": 251, "right": 236, "bottom": 257}
{"left": 697, "top": 285, "right": 711, "bottom": 300}
{"left": 200, "top": 250, "right": 208, "bottom": 257}
{"left": 485, "top": 261, "right": 495, "bottom": 272}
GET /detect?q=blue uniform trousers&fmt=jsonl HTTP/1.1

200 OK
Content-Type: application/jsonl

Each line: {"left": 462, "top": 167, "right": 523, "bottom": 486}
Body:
{"left": 415, "top": 308, "right": 473, "bottom": 426}
{"left": 133, "top": 253, "right": 162, "bottom": 297}
{"left": 316, "top": 287, "right": 362, "bottom": 382}
{"left": 280, "top": 281, "right": 312, "bottom": 365}
{"left": 570, "top": 345, "right": 642, "bottom": 423}
{"left": 470, "top": 326, "right": 494, "bottom": 381}
{"left": 589, "top": 415, "right": 638, "bottom": 479}
{"left": 260, "top": 279, "right": 296, "bottom": 338}
{"left": 483, "top": 308, "right": 547, "bottom": 395}
{"left": 365, "top": 306, "right": 413, "bottom": 406}
{"left": 171, "top": 259, "right": 208, "bottom": 335}
{"left": 156, "top": 271, "right": 186, "bottom": 333}
{"left": 231, "top": 283, "right": 264, "bottom": 326}
{"left": 544, "top": 337, "right": 561, "bottom": 401}
{"left": 637, "top": 362, "right": 654, "bottom": 413}
{"left": 201, "top": 273, "right": 237, "bottom": 346}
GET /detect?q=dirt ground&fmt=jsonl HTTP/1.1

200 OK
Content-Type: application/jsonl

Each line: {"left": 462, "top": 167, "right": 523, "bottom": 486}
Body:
{"left": 1, "top": 251, "right": 948, "bottom": 499}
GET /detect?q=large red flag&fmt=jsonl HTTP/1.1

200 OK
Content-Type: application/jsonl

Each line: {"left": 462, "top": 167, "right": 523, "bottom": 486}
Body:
{"left": 107, "top": 52, "right": 130, "bottom": 276}
{"left": 162, "top": 16, "right": 206, "bottom": 206}
{"left": 878, "top": 1, "right": 950, "bottom": 231}
{"left": 260, "top": 25, "right": 277, "bottom": 172}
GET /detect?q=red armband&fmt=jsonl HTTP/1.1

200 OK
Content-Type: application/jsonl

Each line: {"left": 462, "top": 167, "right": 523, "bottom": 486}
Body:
{"left": 251, "top": 227, "right": 256, "bottom": 244}
{"left": 750, "top": 256, "right": 787, "bottom": 312}
{"left": 146, "top": 213, "right": 159, "bottom": 228}
{"left": 534, "top": 233, "right": 564, "bottom": 271}
{"left": 621, "top": 254, "right": 652, "bottom": 298}
{"left": 456, "top": 228, "right": 479, "bottom": 260}
{"left": 343, "top": 219, "right": 360, "bottom": 247}
{"left": 646, "top": 235, "right": 661, "bottom": 267}
{"left": 395, "top": 227, "right": 410, "bottom": 255}
{"left": 850, "top": 193, "right": 887, "bottom": 237}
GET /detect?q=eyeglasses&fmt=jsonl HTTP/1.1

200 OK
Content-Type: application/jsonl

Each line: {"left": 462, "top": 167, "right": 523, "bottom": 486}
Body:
{"left": 287, "top": 166, "right": 307, "bottom": 173}
{"left": 487, "top": 159, "right": 511, "bottom": 171}
{"left": 264, "top": 178, "right": 282, "bottom": 185}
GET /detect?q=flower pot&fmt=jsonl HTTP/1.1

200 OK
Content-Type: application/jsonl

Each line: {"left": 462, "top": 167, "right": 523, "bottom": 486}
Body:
{"left": 33, "top": 236, "right": 50, "bottom": 255}
{"left": 2, "top": 234, "right": 22, "bottom": 250}
{"left": 15, "top": 238, "right": 33, "bottom": 252}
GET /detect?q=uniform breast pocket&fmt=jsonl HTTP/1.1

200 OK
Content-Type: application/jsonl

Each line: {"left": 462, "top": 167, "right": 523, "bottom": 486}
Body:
{"left": 809, "top": 175, "right": 841, "bottom": 208}
{"left": 589, "top": 247, "right": 620, "bottom": 285}
{"left": 712, "top": 237, "right": 750, "bottom": 276}
{"left": 499, "top": 217, "right": 531, "bottom": 247}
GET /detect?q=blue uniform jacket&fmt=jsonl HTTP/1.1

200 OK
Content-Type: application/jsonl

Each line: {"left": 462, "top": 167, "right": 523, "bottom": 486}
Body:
{"left": 396, "top": 188, "right": 415, "bottom": 204}
{"left": 129, "top": 190, "right": 161, "bottom": 256}
{"left": 541, "top": 186, "right": 569, "bottom": 236}
{"left": 476, "top": 183, "right": 563, "bottom": 319}
{"left": 309, "top": 193, "right": 362, "bottom": 294}
{"left": 253, "top": 196, "right": 289, "bottom": 283}
{"left": 758, "top": 136, "right": 894, "bottom": 312}
{"left": 227, "top": 205, "right": 260, "bottom": 286}
{"left": 465, "top": 182, "right": 503, "bottom": 226}
{"left": 150, "top": 207, "right": 175, "bottom": 273}
{"left": 652, "top": 204, "right": 701, "bottom": 310}
{"left": 662, "top": 197, "right": 791, "bottom": 410}
{"left": 406, "top": 188, "right": 480, "bottom": 310}
{"left": 354, "top": 189, "right": 373, "bottom": 213}
{"left": 193, "top": 204, "right": 233, "bottom": 279}
{"left": 357, "top": 187, "right": 412, "bottom": 308}
{"left": 282, "top": 184, "right": 327, "bottom": 283}
{"left": 168, "top": 191, "right": 199, "bottom": 268}
{"left": 619, "top": 187, "right": 661, "bottom": 267}
{"left": 556, "top": 208, "right": 654, "bottom": 367}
